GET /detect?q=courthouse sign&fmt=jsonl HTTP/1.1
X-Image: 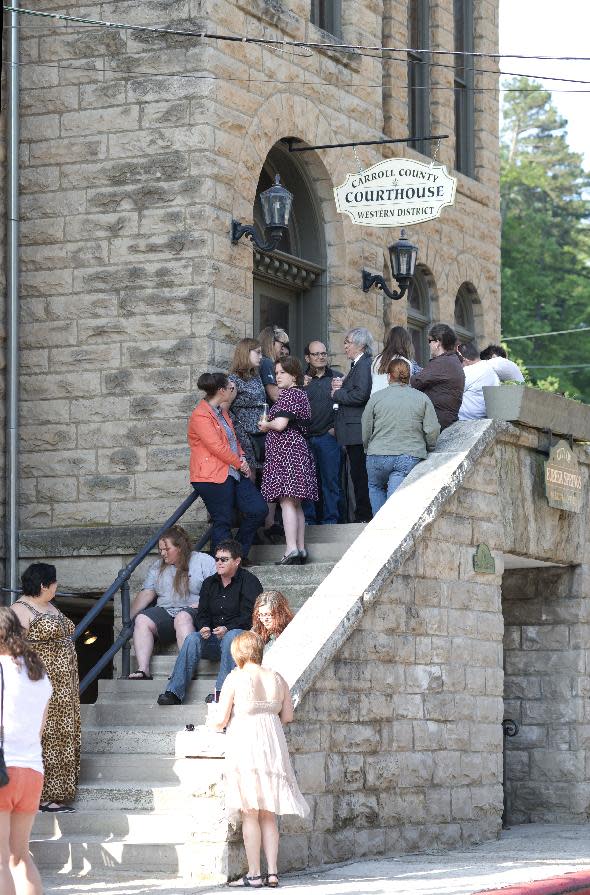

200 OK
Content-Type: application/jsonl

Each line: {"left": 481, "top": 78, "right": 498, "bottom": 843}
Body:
{"left": 544, "top": 439, "right": 582, "bottom": 513}
{"left": 334, "top": 158, "right": 457, "bottom": 227}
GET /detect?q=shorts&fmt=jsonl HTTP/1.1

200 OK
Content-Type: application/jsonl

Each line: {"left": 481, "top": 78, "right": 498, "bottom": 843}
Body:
{"left": 0, "top": 767, "right": 44, "bottom": 813}
{"left": 139, "top": 606, "right": 199, "bottom": 644}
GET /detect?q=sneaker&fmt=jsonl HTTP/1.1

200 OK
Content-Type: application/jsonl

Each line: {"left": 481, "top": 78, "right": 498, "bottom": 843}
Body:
{"left": 157, "top": 691, "right": 182, "bottom": 706}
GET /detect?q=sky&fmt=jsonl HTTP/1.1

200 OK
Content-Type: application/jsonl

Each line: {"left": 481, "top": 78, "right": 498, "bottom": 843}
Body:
{"left": 499, "top": 0, "right": 590, "bottom": 168}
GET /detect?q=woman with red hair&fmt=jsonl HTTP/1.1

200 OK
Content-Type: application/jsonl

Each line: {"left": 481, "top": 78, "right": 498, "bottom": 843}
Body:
{"left": 251, "top": 592, "right": 294, "bottom": 649}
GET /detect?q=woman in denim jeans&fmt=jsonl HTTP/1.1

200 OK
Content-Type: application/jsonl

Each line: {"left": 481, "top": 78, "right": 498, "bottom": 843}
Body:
{"left": 361, "top": 356, "right": 440, "bottom": 515}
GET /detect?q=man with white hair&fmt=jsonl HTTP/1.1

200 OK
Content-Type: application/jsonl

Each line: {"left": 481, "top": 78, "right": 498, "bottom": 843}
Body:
{"left": 332, "top": 327, "right": 375, "bottom": 522}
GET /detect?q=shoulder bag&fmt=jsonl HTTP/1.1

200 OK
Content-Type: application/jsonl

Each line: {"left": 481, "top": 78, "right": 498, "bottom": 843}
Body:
{"left": 0, "top": 663, "right": 9, "bottom": 786}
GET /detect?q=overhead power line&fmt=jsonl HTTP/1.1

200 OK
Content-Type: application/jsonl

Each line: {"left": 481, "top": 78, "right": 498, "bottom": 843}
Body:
{"left": 6, "top": 5, "right": 590, "bottom": 63}
{"left": 527, "top": 364, "right": 590, "bottom": 370}
{"left": 503, "top": 326, "right": 590, "bottom": 342}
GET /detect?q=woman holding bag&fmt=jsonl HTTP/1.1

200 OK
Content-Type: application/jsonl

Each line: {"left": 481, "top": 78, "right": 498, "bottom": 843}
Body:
{"left": 0, "top": 607, "right": 52, "bottom": 895}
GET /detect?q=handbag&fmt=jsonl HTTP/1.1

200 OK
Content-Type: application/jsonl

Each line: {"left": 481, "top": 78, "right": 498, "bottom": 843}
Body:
{"left": 0, "top": 664, "right": 9, "bottom": 787}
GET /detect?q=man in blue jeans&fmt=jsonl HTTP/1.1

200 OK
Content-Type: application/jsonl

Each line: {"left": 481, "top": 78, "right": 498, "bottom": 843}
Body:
{"left": 156, "top": 539, "right": 262, "bottom": 705}
{"left": 302, "top": 341, "right": 344, "bottom": 525}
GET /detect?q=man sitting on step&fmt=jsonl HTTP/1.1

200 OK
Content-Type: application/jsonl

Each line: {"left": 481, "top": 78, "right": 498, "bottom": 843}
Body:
{"left": 157, "top": 539, "right": 263, "bottom": 706}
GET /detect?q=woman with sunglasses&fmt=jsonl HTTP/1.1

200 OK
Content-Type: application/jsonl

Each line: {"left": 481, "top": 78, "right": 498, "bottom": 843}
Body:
{"left": 188, "top": 372, "right": 267, "bottom": 561}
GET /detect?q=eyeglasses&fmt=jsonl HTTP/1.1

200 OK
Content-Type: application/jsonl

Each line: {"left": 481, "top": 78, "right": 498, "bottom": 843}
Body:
{"left": 274, "top": 339, "right": 289, "bottom": 347}
{"left": 214, "top": 556, "right": 232, "bottom": 563}
{"left": 258, "top": 611, "right": 273, "bottom": 619}
{"left": 308, "top": 351, "right": 328, "bottom": 357}
{"left": 428, "top": 338, "right": 439, "bottom": 343}
{"left": 343, "top": 339, "right": 353, "bottom": 346}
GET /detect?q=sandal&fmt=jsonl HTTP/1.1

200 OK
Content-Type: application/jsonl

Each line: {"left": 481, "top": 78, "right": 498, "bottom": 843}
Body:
{"left": 40, "top": 802, "right": 76, "bottom": 813}
{"left": 228, "top": 876, "right": 263, "bottom": 888}
{"left": 265, "top": 874, "right": 279, "bottom": 888}
{"left": 127, "top": 670, "right": 153, "bottom": 680}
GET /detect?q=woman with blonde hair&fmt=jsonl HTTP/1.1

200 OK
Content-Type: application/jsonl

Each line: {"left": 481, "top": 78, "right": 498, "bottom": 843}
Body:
{"left": 211, "top": 631, "right": 308, "bottom": 888}
{"left": 257, "top": 326, "right": 289, "bottom": 406}
{"left": 251, "top": 591, "right": 294, "bottom": 648}
{"left": 0, "top": 607, "right": 52, "bottom": 894}
{"left": 228, "top": 338, "right": 267, "bottom": 477}
{"left": 362, "top": 356, "right": 440, "bottom": 514}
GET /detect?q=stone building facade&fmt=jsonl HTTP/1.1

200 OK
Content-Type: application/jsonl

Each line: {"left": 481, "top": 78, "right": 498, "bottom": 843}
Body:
{"left": 2, "top": 0, "right": 500, "bottom": 572}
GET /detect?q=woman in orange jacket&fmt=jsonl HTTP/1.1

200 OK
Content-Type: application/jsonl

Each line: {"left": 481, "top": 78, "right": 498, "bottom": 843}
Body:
{"left": 189, "top": 373, "right": 268, "bottom": 560}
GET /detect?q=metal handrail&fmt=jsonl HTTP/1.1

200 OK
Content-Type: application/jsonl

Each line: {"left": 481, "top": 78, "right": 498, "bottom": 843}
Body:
{"left": 72, "top": 490, "right": 212, "bottom": 695}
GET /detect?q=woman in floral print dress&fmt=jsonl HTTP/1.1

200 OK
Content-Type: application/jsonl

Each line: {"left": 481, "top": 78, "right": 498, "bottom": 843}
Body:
{"left": 259, "top": 357, "right": 318, "bottom": 566}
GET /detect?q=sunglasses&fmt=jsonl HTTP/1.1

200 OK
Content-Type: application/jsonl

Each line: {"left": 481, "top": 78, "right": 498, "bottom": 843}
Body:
{"left": 214, "top": 556, "right": 232, "bottom": 563}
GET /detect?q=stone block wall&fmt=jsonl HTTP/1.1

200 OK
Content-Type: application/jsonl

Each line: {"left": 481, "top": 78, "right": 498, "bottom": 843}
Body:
{"left": 9, "top": 0, "right": 501, "bottom": 557}
{"left": 277, "top": 456, "right": 505, "bottom": 869}
{"left": 503, "top": 565, "right": 590, "bottom": 823}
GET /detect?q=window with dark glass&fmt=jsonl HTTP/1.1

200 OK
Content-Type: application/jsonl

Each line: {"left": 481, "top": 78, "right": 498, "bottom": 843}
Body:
{"left": 454, "top": 284, "right": 477, "bottom": 345}
{"left": 407, "top": 0, "right": 431, "bottom": 157}
{"left": 310, "top": 0, "right": 341, "bottom": 37}
{"left": 407, "top": 267, "right": 432, "bottom": 366}
{"left": 454, "top": 0, "right": 475, "bottom": 176}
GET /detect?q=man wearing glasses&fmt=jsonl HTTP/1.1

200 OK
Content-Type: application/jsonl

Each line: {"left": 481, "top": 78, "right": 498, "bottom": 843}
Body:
{"left": 157, "top": 539, "right": 262, "bottom": 706}
{"left": 302, "top": 341, "right": 344, "bottom": 525}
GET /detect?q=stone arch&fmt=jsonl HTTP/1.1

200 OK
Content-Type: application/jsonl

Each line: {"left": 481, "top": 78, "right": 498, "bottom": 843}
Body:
{"left": 454, "top": 280, "right": 483, "bottom": 345}
{"left": 229, "top": 93, "right": 351, "bottom": 353}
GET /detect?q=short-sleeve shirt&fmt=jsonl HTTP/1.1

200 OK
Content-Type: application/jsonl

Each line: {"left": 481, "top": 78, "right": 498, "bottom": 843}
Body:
{"left": 0, "top": 656, "right": 52, "bottom": 773}
{"left": 259, "top": 356, "right": 277, "bottom": 394}
{"left": 142, "top": 551, "right": 217, "bottom": 616}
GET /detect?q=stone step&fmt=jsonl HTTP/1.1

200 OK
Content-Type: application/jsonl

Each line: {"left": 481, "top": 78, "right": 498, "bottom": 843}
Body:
{"left": 80, "top": 753, "right": 225, "bottom": 786}
{"left": 249, "top": 541, "right": 351, "bottom": 564}
{"left": 30, "top": 835, "right": 231, "bottom": 882}
{"left": 301, "top": 522, "right": 366, "bottom": 543}
{"left": 82, "top": 701, "right": 208, "bottom": 727}
{"left": 74, "top": 773, "right": 224, "bottom": 812}
{"left": 82, "top": 725, "right": 178, "bottom": 755}
{"left": 33, "top": 809, "right": 195, "bottom": 842}
{"left": 96, "top": 677, "right": 216, "bottom": 704}
{"left": 248, "top": 562, "right": 333, "bottom": 584}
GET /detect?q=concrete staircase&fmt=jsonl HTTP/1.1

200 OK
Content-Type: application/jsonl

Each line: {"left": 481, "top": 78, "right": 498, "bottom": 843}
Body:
{"left": 31, "top": 524, "right": 365, "bottom": 884}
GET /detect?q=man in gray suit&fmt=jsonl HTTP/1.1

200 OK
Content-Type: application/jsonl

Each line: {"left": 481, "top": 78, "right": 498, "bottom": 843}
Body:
{"left": 331, "top": 327, "right": 374, "bottom": 522}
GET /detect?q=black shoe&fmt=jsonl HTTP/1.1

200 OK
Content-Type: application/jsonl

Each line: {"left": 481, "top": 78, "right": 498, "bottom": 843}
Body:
{"left": 275, "top": 550, "right": 301, "bottom": 566}
{"left": 205, "top": 692, "right": 220, "bottom": 704}
{"left": 299, "top": 548, "right": 308, "bottom": 564}
{"left": 157, "top": 691, "right": 182, "bottom": 706}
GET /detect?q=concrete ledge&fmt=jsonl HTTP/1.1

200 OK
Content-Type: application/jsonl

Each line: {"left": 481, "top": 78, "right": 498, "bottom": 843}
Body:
{"left": 483, "top": 385, "right": 590, "bottom": 442}
{"left": 265, "top": 418, "right": 511, "bottom": 704}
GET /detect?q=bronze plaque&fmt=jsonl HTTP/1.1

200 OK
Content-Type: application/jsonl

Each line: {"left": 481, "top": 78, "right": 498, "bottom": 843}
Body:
{"left": 473, "top": 543, "right": 495, "bottom": 574}
{"left": 544, "top": 439, "right": 582, "bottom": 513}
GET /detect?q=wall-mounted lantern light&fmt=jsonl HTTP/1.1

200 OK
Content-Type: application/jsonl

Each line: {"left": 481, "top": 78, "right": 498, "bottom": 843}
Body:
{"left": 361, "top": 229, "right": 418, "bottom": 300}
{"left": 231, "top": 174, "right": 294, "bottom": 252}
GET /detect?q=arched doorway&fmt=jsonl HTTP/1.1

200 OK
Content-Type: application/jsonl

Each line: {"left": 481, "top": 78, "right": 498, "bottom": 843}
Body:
{"left": 252, "top": 142, "right": 326, "bottom": 357}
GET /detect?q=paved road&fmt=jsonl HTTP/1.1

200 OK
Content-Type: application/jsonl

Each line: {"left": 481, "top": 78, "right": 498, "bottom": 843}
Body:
{"left": 43, "top": 824, "right": 590, "bottom": 895}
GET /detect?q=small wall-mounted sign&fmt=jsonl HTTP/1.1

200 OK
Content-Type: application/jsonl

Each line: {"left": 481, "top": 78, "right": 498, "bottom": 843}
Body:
{"left": 334, "top": 158, "right": 457, "bottom": 227}
{"left": 544, "top": 439, "right": 582, "bottom": 513}
{"left": 473, "top": 543, "right": 496, "bottom": 574}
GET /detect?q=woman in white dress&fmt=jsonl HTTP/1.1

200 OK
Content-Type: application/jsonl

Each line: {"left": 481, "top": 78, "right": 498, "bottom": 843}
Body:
{"left": 211, "top": 631, "right": 308, "bottom": 888}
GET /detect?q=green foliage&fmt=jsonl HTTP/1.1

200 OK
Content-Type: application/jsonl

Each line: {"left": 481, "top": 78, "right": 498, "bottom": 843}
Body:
{"left": 501, "top": 77, "right": 590, "bottom": 401}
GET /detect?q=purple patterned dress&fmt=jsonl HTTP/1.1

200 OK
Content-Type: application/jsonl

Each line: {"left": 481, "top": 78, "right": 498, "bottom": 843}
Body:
{"left": 261, "top": 388, "right": 318, "bottom": 502}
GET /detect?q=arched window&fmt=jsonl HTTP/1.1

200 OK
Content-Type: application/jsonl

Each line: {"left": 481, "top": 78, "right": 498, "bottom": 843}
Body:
{"left": 408, "top": 0, "right": 431, "bottom": 157}
{"left": 454, "top": 283, "right": 477, "bottom": 344}
{"left": 310, "top": 0, "right": 341, "bottom": 37}
{"left": 407, "top": 266, "right": 434, "bottom": 366}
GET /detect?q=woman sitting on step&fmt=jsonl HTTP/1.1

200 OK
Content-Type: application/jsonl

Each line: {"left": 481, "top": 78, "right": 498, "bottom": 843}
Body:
{"left": 251, "top": 591, "right": 294, "bottom": 651}
{"left": 129, "top": 525, "right": 216, "bottom": 681}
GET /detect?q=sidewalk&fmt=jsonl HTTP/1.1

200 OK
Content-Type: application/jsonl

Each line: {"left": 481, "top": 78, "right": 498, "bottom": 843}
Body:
{"left": 43, "top": 824, "right": 590, "bottom": 895}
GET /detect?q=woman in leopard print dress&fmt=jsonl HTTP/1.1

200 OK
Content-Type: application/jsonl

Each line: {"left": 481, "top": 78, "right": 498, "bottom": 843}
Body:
{"left": 12, "top": 563, "right": 80, "bottom": 812}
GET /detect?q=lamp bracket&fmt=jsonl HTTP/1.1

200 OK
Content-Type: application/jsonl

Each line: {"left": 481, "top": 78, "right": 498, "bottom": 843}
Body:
{"left": 361, "top": 270, "right": 407, "bottom": 301}
{"left": 231, "top": 220, "right": 284, "bottom": 252}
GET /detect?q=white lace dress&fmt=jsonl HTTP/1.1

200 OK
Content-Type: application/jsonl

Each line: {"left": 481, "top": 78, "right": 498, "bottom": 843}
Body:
{"left": 222, "top": 667, "right": 309, "bottom": 821}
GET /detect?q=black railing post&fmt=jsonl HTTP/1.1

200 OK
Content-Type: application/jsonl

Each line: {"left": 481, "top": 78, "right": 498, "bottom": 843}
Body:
{"left": 502, "top": 718, "right": 519, "bottom": 829}
{"left": 120, "top": 576, "right": 131, "bottom": 680}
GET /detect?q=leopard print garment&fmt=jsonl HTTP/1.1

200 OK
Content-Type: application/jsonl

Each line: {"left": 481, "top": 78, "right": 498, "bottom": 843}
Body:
{"left": 17, "top": 600, "right": 81, "bottom": 804}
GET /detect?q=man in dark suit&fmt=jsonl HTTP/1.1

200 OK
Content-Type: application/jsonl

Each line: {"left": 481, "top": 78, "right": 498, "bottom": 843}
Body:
{"left": 332, "top": 327, "right": 374, "bottom": 522}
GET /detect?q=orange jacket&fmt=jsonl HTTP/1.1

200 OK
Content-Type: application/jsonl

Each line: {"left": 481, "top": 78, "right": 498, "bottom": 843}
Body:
{"left": 188, "top": 400, "right": 244, "bottom": 484}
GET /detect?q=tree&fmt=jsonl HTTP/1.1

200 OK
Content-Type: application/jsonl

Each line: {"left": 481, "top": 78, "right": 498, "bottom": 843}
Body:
{"left": 501, "top": 77, "right": 590, "bottom": 401}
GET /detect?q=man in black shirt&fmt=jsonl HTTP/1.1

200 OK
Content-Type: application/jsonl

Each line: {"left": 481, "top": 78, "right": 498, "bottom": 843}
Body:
{"left": 157, "top": 539, "right": 262, "bottom": 705}
{"left": 302, "top": 341, "right": 343, "bottom": 525}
